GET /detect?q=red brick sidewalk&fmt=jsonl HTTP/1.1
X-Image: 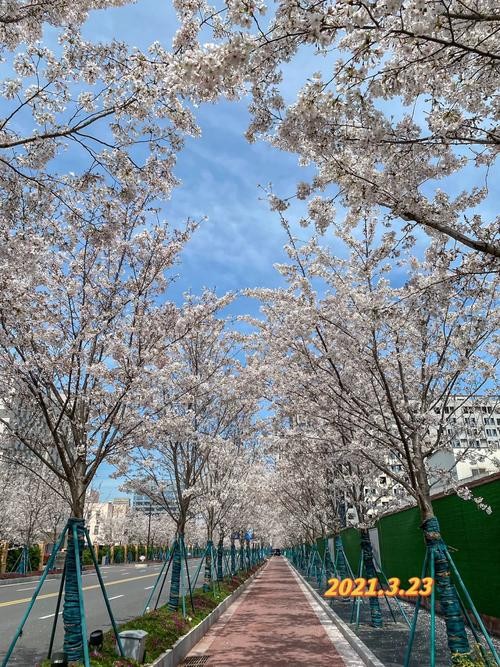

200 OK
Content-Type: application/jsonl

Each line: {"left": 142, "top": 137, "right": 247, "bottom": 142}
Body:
{"left": 183, "top": 557, "right": 359, "bottom": 666}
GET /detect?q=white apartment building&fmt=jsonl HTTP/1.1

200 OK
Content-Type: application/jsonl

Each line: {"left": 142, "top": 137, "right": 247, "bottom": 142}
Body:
{"left": 361, "top": 396, "right": 500, "bottom": 512}
{"left": 439, "top": 395, "right": 500, "bottom": 481}
{"left": 288, "top": 397, "right": 499, "bottom": 525}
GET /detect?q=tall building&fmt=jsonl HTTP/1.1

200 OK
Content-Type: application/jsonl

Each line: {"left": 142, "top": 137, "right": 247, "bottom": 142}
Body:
{"left": 426, "top": 396, "right": 500, "bottom": 493}
{"left": 131, "top": 492, "right": 166, "bottom": 515}
{"left": 0, "top": 394, "right": 60, "bottom": 471}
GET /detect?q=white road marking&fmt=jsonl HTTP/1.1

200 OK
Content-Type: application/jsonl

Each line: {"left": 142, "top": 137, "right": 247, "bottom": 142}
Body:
{"left": 16, "top": 586, "right": 36, "bottom": 591}
{"left": 144, "top": 586, "right": 154, "bottom": 590}
{"left": 1, "top": 581, "right": 40, "bottom": 588}
{"left": 39, "top": 611, "right": 62, "bottom": 620}
{"left": 108, "top": 594, "right": 124, "bottom": 601}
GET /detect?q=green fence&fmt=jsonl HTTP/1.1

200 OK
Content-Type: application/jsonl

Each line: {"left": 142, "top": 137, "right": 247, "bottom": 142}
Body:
{"left": 377, "top": 476, "right": 500, "bottom": 619}
{"left": 322, "top": 475, "right": 500, "bottom": 620}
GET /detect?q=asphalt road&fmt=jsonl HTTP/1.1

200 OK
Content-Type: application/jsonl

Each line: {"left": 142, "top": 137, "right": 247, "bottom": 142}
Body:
{"left": 0, "top": 559, "right": 203, "bottom": 666}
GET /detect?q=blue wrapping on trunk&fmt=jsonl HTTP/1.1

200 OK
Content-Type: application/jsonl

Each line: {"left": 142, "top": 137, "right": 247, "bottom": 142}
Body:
{"left": 360, "top": 529, "right": 383, "bottom": 628}
{"left": 63, "top": 518, "right": 85, "bottom": 662}
{"left": 168, "top": 537, "right": 182, "bottom": 611}
{"left": 230, "top": 540, "right": 236, "bottom": 574}
{"left": 422, "top": 517, "right": 471, "bottom": 658}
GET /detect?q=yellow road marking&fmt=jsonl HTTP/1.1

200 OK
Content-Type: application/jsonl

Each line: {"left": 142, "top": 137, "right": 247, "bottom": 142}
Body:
{"left": 0, "top": 572, "right": 160, "bottom": 608}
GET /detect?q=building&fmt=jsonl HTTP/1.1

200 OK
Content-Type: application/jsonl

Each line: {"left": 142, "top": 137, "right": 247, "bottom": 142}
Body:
{"left": 86, "top": 495, "right": 131, "bottom": 543}
{"left": 0, "top": 393, "right": 63, "bottom": 472}
{"left": 438, "top": 395, "right": 500, "bottom": 480}
{"left": 131, "top": 492, "right": 166, "bottom": 515}
{"left": 362, "top": 396, "right": 500, "bottom": 511}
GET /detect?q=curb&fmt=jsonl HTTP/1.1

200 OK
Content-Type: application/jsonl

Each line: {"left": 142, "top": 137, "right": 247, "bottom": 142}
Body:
{"left": 288, "top": 561, "right": 386, "bottom": 667}
{"left": 0, "top": 572, "right": 63, "bottom": 586}
{"left": 147, "top": 564, "right": 265, "bottom": 667}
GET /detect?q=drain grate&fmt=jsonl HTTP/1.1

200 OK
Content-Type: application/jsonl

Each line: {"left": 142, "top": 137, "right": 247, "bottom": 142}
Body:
{"left": 182, "top": 656, "right": 210, "bottom": 666}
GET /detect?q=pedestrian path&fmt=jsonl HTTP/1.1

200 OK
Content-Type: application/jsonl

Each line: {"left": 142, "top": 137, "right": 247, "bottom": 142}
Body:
{"left": 183, "top": 556, "right": 365, "bottom": 666}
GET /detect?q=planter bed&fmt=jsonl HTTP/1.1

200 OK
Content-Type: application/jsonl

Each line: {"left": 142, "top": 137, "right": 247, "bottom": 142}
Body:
{"left": 38, "top": 564, "right": 263, "bottom": 667}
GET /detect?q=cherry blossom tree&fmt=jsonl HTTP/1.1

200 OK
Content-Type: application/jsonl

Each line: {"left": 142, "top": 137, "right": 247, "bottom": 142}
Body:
{"left": 0, "top": 465, "right": 69, "bottom": 571}
{"left": 119, "top": 510, "right": 175, "bottom": 550}
{"left": 0, "top": 189, "right": 196, "bottom": 517}
{"left": 176, "top": 0, "right": 499, "bottom": 260}
{"left": 93, "top": 508, "right": 129, "bottom": 547}
{"left": 118, "top": 293, "right": 257, "bottom": 609}
{"left": 246, "top": 222, "right": 498, "bottom": 661}
{"left": 0, "top": 0, "right": 259, "bottom": 227}
{"left": 0, "top": 0, "right": 199, "bottom": 243}
{"left": 190, "top": 407, "right": 261, "bottom": 583}
{"left": 266, "top": 408, "right": 393, "bottom": 598}
{"left": 0, "top": 187, "right": 199, "bottom": 661}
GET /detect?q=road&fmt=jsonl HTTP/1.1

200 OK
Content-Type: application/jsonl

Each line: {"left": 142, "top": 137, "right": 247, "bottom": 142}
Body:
{"left": 0, "top": 559, "right": 203, "bottom": 666}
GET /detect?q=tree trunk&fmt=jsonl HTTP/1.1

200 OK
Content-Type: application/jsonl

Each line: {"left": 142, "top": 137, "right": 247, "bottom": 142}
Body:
{"left": 168, "top": 534, "right": 183, "bottom": 611}
{"left": 239, "top": 538, "right": 244, "bottom": 570}
{"left": 324, "top": 541, "right": 335, "bottom": 581}
{"left": 217, "top": 534, "right": 224, "bottom": 582}
{"left": 360, "top": 529, "right": 383, "bottom": 628}
{"left": 0, "top": 542, "right": 7, "bottom": 574}
{"left": 204, "top": 539, "right": 213, "bottom": 591}
{"left": 63, "top": 517, "right": 85, "bottom": 662}
{"left": 422, "top": 516, "right": 471, "bottom": 659}
{"left": 230, "top": 537, "right": 236, "bottom": 574}
{"left": 245, "top": 539, "right": 251, "bottom": 570}
{"left": 415, "top": 460, "right": 472, "bottom": 659}
{"left": 62, "top": 478, "right": 86, "bottom": 664}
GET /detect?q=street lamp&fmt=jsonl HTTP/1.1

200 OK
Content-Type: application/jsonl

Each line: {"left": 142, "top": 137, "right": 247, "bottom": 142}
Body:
{"left": 146, "top": 503, "right": 152, "bottom": 559}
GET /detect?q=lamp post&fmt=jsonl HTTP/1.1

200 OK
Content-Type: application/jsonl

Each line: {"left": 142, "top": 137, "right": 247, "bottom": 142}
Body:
{"left": 146, "top": 504, "right": 152, "bottom": 559}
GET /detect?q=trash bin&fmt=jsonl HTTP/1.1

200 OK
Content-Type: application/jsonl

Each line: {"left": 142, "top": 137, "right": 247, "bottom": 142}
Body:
{"left": 117, "top": 630, "right": 148, "bottom": 663}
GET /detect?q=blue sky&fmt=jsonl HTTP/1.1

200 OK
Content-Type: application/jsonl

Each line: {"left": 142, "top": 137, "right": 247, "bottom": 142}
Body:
{"left": 86, "top": 1, "right": 322, "bottom": 499}
{"left": 28, "top": 1, "right": 497, "bottom": 500}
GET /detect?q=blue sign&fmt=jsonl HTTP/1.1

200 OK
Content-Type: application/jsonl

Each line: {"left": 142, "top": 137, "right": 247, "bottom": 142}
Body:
{"left": 244, "top": 530, "right": 253, "bottom": 541}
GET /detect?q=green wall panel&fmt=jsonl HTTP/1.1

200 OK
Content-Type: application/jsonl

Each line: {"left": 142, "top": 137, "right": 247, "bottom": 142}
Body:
{"left": 316, "top": 536, "right": 326, "bottom": 558}
{"left": 341, "top": 527, "right": 361, "bottom": 575}
{"left": 377, "top": 505, "right": 425, "bottom": 588}
{"left": 336, "top": 477, "right": 500, "bottom": 619}
{"left": 433, "top": 478, "right": 500, "bottom": 618}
